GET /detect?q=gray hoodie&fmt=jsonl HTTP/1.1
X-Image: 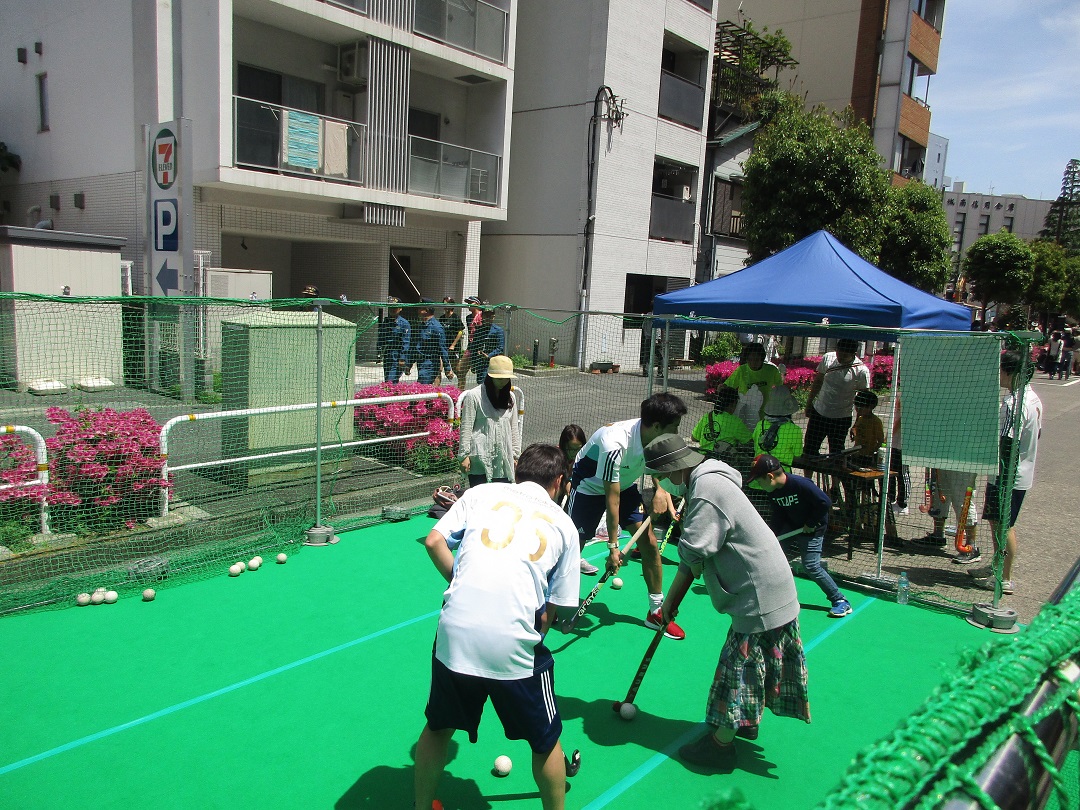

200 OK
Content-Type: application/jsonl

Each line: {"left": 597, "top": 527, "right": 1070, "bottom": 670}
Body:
{"left": 677, "top": 459, "right": 800, "bottom": 634}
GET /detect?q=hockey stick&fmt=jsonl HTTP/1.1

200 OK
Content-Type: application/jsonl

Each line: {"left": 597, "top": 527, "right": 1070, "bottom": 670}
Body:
{"left": 612, "top": 611, "right": 675, "bottom": 712}
{"left": 562, "top": 517, "right": 652, "bottom": 633}
{"left": 655, "top": 497, "right": 687, "bottom": 557}
{"left": 955, "top": 485, "right": 974, "bottom": 554}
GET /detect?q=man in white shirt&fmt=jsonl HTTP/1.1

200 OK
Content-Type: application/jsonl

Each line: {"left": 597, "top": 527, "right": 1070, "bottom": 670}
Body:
{"left": 972, "top": 350, "right": 1043, "bottom": 595}
{"left": 803, "top": 338, "right": 871, "bottom": 456}
{"left": 415, "top": 443, "right": 580, "bottom": 810}
{"left": 567, "top": 393, "right": 688, "bottom": 640}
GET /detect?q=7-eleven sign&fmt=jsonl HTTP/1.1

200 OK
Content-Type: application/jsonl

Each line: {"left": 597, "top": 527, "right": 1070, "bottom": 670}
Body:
{"left": 152, "top": 129, "right": 177, "bottom": 190}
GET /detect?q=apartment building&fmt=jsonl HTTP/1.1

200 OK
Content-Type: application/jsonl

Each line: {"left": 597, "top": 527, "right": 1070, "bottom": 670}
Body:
{"left": 479, "top": 0, "right": 717, "bottom": 367}
{"left": 0, "top": 0, "right": 515, "bottom": 303}
{"left": 744, "top": 0, "right": 945, "bottom": 183}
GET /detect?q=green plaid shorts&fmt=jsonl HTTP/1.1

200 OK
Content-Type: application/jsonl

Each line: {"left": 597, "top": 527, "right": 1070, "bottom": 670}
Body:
{"left": 706, "top": 617, "right": 811, "bottom": 731}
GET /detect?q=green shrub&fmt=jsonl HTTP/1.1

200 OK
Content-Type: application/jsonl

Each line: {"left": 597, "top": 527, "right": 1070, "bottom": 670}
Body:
{"left": 700, "top": 333, "right": 741, "bottom": 364}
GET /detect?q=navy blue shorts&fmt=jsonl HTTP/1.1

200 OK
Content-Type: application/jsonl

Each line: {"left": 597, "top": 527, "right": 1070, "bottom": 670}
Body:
{"left": 424, "top": 655, "right": 562, "bottom": 754}
{"left": 567, "top": 485, "right": 646, "bottom": 548}
{"left": 982, "top": 482, "right": 1026, "bottom": 528}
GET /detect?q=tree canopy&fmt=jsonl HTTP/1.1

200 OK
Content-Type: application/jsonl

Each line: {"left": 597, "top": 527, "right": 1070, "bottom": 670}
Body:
{"left": 878, "top": 180, "right": 951, "bottom": 292}
{"left": 741, "top": 93, "right": 950, "bottom": 292}
{"left": 962, "top": 231, "right": 1035, "bottom": 320}
{"left": 1040, "top": 158, "right": 1080, "bottom": 255}
{"left": 742, "top": 94, "right": 891, "bottom": 264}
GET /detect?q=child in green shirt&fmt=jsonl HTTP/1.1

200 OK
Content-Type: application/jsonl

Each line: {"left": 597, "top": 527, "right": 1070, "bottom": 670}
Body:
{"left": 692, "top": 387, "right": 752, "bottom": 455}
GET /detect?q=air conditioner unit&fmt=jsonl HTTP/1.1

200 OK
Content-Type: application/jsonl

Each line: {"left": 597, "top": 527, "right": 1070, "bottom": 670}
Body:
{"left": 338, "top": 42, "right": 367, "bottom": 86}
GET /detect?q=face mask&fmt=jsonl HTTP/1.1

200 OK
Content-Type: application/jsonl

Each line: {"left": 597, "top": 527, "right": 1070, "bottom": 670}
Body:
{"left": 658, "top": 477, "right": 686, "bottom": 497}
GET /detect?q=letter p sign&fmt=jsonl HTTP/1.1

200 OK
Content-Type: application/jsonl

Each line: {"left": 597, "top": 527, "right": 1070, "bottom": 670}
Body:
{"left": 154, "top": 199, "right": 179, "bottom": 252}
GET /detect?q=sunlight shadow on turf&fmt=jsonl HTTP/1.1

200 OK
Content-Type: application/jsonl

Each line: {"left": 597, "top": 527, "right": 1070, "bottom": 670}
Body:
{"left": 547, "top": 603, "right": 644, "bottom": 654}
{"left": 336, "top": 741, "right": 491, "bottom": 810}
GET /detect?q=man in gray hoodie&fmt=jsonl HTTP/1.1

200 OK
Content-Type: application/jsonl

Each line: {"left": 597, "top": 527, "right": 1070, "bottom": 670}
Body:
{"left": 645, "top": 433, "right": 811, "bottom": 771}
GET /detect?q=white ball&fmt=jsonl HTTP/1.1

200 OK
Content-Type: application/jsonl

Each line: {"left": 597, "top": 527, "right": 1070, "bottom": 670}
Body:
{"left": 493, "top": 755, "right": 512, "bottom": 777}
{"left": 104, "top": 590, "right": 119, "bottom": 604}
{"left": 90, "top": 591, "right": 105, "bottom": 605}
{"left": 276, "top": 553, "right": 288, "bottom": 564}
{"left": 611, "top": 577, "right": 624, "bottom": 590}
{"left": 252, "top": 556, "right": 263, "bottom": 566}
{"left": 142, "top": 588, "right": 156, "bottom": 602}
{"left": 248, "top": 558, "right": 261, "bottom": 571}
{"left": 94, "top": 587, "right": 106, "bottom": 595}
{"left": 619, "top": 702, "right": 638, "bottom": 721}
{"left": 236, "top": 561, "right": 246, "bottom": 572}
{"left": 229, "top": 563, "right": 243, "bottom": 577}
{"left": 76, "top": 592, "right": 92, "bottom": 607}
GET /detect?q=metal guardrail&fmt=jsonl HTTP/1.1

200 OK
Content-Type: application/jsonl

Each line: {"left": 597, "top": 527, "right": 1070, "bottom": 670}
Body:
{"left": 159, "top": 391, "right": 454, "bottom": 517}
{"left": 0, "top": 425, "right": 50, "bottom": 535}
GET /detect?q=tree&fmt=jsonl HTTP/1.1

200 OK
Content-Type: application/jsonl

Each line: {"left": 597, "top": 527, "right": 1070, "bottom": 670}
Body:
{"left": 877, "top": 181, "right": 951, "bottom": 292}
{"left": 741, "top": 92, "right": 892, "bottom": 264}
{"left": 1060, "top": 255, "right": 1080, "bottom": 320}
{"left": 1040, "top": 159, "right": 1080, "bottom": 254}
{"left": 1026, "top": 240, "right": 1071, "bottom": 323}
{"left": 962, "top": 232, "right": 1035, "bottom": 323}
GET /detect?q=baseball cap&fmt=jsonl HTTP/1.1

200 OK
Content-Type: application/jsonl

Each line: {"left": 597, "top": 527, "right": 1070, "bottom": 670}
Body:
{"left": 746, "top": 454, "right": 783, "bottom": 484}
{"left": 643, "top": 434, "right": 704, "bottom": 474}
{"left": 464, "top": 296, "right": 482, "bottom": 306}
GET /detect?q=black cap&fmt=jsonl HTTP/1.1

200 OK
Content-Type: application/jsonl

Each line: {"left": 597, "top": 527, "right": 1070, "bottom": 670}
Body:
{"left": 746, "top": 454, "right": 783, "bottom": 484}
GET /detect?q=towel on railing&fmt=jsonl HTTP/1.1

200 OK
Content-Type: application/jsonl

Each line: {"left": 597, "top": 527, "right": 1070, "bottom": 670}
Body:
{"left": 323, "top": 120, "right": 349, "bottom": 178}
{"left": 280, "top": 110, "right": 321, "bottom": 172}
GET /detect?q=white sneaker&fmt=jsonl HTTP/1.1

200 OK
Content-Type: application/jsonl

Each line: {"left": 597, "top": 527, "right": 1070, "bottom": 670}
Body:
{"left": 891, "top": 504, "right": 909, "bottom": 515}
{"left": 580, "top": 559, "right": 599, "bottom": 576}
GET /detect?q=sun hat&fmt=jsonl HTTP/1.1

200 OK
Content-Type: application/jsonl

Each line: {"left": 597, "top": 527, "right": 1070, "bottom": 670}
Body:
{"left": 643, "top": 434, "right": 705, "bottom": 474}
{"left": 746, "top": 453, "right": 783, "bottom": 484}
{"left": 486, "top": 355, "right": 517, "bottom": 379}
{"left": 763, "top": 385, "right": 799, "bottom": 417}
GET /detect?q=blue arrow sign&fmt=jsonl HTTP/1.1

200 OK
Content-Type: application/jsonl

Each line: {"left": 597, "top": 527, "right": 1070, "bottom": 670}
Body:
{"left": 156, "top": 260, "right": 178, "bottom": 293}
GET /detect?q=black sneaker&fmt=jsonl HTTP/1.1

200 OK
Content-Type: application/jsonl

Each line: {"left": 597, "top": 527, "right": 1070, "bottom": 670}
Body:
{"left": 678, "top": 732, "right": 737, "bottom": 770}
{"left": 952, "top": 547, "right": 982, "bottom": 565}
{"left": 735, "top": 725, "right": 759, "bottom": 740}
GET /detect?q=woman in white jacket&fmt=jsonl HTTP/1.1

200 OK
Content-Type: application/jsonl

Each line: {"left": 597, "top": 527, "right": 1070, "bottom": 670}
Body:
{"left": 459, "top": 355, "right": 521, "bottom": 488}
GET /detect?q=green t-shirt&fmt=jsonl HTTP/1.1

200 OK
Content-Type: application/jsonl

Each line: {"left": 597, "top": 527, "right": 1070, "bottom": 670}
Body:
{"left": 724, "top": 362, "right": 783, "bottom": 396}
{"left": 749, "top": 418, "right": 804, "bottom": 489}
{"left": 692, "top": 411, "right": 752, "bottom": 452}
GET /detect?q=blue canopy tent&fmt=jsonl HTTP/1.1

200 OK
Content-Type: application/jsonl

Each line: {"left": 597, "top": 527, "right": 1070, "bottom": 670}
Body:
{"left": 653, "top": 230, "right": 972, "bottom": 339}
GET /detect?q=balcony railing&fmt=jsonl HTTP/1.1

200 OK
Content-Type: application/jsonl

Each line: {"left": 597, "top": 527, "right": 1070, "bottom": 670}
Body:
{"left": 408, "top": 135, "right": 501, "bottom": 206}
{"left": 234, "top": 97, "right": 366, "bottom": 185}
{"left": 650, "top": 194, "right": 696, "bottom": 243}
{"left": 685, "top": 0, "right": 712, "bottom": 9}
{"left": 658, "top": 70, "right": 706, "bottom": 131}
{"left": 414, "top": 0, "right": 507, "bottom": 64}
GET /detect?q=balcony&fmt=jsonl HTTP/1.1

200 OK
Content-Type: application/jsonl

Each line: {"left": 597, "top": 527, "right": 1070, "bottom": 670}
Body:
{"left": 685, "top": 0, "right": 712, "bottom": 9}
{"left": 908, "top": 10, "right": 940, "bottom": 75}
{"left": 650, "top": 194, "right": 696, "bottom": 243}
{"left": 408, "top": 136, "right": 500, "bottom": 206}
{"left": 899, "top": 94, "right": 931, "bottom": 148}
{"left": 658, "top": 70, "right": 706, "bottom": 131}
{"left": 234, "top": 97, "right": 367, "bottom": 185}
{"left": 414, "top": 0, "right": 508, "bottom": 64}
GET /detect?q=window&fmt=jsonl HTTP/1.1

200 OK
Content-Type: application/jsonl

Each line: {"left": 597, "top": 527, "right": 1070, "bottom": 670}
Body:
{"left": 711, "top": 178, "right": 743, "bottom": 236}
{"left": 37, "top": 73, "right": 49, "bottom": 132}
{"left": 1003, "top": 216, "right": 1014, "bottom": 233}
{"left": 978, "top": 214, "right": 990, "bottom": 235}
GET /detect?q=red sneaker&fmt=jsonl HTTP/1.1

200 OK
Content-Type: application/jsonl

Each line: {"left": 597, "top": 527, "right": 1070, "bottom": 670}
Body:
{"left": 645, "top": 609, "right": 686, "bottom": 640}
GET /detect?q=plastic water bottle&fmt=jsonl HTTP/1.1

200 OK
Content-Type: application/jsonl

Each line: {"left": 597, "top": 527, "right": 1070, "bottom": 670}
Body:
{"left": 897, "top": 571, "right": 910, "bottom": 606}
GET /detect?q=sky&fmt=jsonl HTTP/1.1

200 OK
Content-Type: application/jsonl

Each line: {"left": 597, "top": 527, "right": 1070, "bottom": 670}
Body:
{"left": 930, "top": 0, "right": 1080, "bottom": 200}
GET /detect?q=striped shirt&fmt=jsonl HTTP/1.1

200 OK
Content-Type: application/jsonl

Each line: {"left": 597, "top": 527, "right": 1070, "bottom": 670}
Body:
{"left": 572, "top": 419, "right": 645, "bottom": 496}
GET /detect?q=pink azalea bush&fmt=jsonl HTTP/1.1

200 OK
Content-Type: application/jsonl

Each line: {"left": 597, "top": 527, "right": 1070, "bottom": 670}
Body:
{"left": 354, "top": 382, "right": 461, "bottom": 474}
{"left": 44, "top": 407, "right": 169, "bottom": 533}
{"left": 705, "top": 352, "right": 894, "bottom": 396}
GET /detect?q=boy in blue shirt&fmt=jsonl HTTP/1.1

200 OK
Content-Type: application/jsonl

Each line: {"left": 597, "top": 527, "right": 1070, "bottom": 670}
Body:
{"left": 748, "top": 454, "right": 852, "bottom": 618}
